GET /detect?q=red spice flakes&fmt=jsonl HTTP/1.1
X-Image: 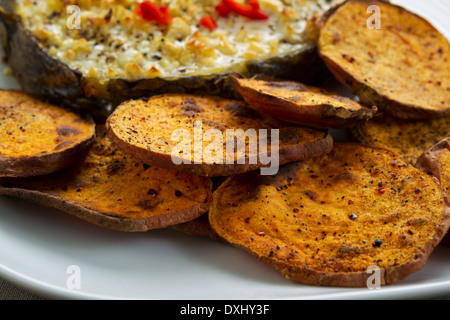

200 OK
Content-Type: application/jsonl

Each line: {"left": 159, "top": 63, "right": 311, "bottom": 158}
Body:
{"left": 135, "top": 1, "right": 172, "bottom": 25}
{"left": 199, "top": 15, "right": 218, "bottom": 30}
{"left": 371, "top": 170, "right": 380, "bottom": 176}
{"left": 215, "top": 0, "right": 268, "bottom": 20}
{"left": 216, "top": 1, "right": 231, "bottom": 17}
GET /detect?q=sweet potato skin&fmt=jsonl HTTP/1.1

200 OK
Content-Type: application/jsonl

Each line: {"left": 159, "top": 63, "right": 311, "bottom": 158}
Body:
{"left": 172, "top": 213, "right": 225, "bottom": 243}
{"left": 106, "top": 94, "right": 334, "bottom": 177}
{"left": 0, "top": 90, "right": 95, "bottom": 178}
{"left": 317, "top": 0, "right": 450, "bottom": 120}
{"left": 229, "top": 73, "right": 377, "bottom": 129}
{"left": 0, "top": 126, "right": 213, "bottom": 232}
{"left": 210, "top": 143, "right": 450, "bottom": 287}
{"left": 416, "top": 138, "right": 450, "bottom": 246}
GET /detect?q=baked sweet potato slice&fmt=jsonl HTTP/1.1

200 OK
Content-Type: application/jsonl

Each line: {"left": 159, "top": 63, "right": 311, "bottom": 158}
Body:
{"left": 317, "top": 0, "right": 450, "bottom": 119}
{"left": 172, "top": 213, "right": 224, "bottom": 243}
{"left": 106, "top": 94, "right": 333, "bottom": 177}
{"left": 0, "top": 126, "right": 213, "bottom": 232}
{"left": 416, "top": 138, "right": 450, "bottom": 246}
{"left": 229, "top": 73, "right": 377, "bottom": 129}
{"left": 209, "top": 143, "right": 450, "bottom": 287}
{"left": 172, "top": 176, "right": 226, "bottom": 242}
{"left": 0, "top": 90, "right": 95, "bottom": 178}
{"left": 351, "top": 114, "right": 450, "bottom": 165}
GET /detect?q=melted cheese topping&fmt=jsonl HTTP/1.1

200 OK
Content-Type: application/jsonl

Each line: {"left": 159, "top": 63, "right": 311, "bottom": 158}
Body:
{"left": 17, "top": 0, "right": 341, "bottom": 82}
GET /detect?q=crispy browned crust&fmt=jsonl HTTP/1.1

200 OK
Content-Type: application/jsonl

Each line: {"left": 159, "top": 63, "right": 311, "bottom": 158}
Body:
{"left": 0, "top": 126, "right": 213, "bottom": 232}
{"left": 0, "top": 89, "right": 96, "bottom": 178}
{"left": 106, "top": 94, "right": 334, "bottom": 177}
{"left": 317, "top": 0, "right": 450, "bottom": 120}
{"left": 210, "top": 143, "right": 450, "bottom": 287}
{"left": 416, "top": 138, "right": 450, "bottom": 246}
{"left": 229, "top": 73, "right": 377, "bottom": 129}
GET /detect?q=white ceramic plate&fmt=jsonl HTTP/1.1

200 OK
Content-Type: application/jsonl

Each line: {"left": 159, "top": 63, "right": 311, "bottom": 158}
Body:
{"left": 1, "top": 0, "right": 450, "bottom": 300}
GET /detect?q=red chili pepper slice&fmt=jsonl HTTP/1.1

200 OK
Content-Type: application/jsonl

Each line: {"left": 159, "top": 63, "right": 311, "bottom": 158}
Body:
{"left": 199, "top": 15, "right": 218, "bottom": 30}
{"left": 215, "top": 1, "right": 232, "bottom": 17}
{"left": 135, "top": 1, "right": 172, "bottom": 25}
{"left": 216, "top": 0, "right": 268, "bottom": 20}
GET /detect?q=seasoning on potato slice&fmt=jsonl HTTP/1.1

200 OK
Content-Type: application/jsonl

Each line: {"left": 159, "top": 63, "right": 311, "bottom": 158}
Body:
{"left": 317, "top": 0, "right": 450, "bottom": 119}
{"left": 106, "top": 94, "right": 333, "bottom": 177}
{"left": 209, "top": 143, "right": 450, "bottom": 287}
{"left": 229, "top": 73, "right": 377, "bottom": 129}
{"left": 0, "top": 90, "right": 95, "bottom": 178}
{"left": 0, "top": 126, "right": 213, "bottom": 232}
{"left": 351, "top": 114, "right": 450, "bottom": 165}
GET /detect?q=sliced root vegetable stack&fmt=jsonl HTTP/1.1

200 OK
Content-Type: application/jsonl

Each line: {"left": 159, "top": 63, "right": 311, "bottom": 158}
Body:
{"left": 106, "top": 94, "right": 334, "bottom": 177}
{"left": 0, "top": 126, "right": 213, "bottom": 232}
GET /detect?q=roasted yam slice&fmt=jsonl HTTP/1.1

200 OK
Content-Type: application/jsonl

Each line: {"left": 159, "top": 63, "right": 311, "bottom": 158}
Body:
{"left": 416, "top": 138, "right": 450, "bottom": 246}
{"left": 172, "top": 213, "right": 224, "bottom": 243}
{"left": 317, "top": 0, "right": 450, "bottom": 119}
{"left": 229, "top": 73, "right": 377, "bottom": 129}
{"left": 209, "top": 143, "right": 450, "bottom": 287}
{"left": 106, "top": 94, "right": 333, "bottom": 177}
{"left": 0, "top": 90, "right": 95, "bottom": 178}
{"left": 0, "top": 126, "right": 213, "bottom": 232}
{"left": 351, "top": 114, "right": 450, "bottom": 165}
{"left": 417, "top": 138, "right": 450, "bottom": 202}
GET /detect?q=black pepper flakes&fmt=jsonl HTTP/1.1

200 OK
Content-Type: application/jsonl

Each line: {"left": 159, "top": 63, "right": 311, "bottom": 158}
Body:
{"left": 372, "top": 239, "right": 383, "bottom": 247}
